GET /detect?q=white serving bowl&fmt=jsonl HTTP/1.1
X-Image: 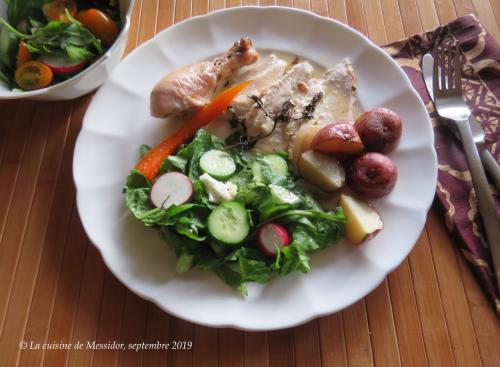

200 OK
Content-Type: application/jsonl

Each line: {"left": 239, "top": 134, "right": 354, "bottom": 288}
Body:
{"left": 0, "top": 0, "right": 134, "bottom": 100}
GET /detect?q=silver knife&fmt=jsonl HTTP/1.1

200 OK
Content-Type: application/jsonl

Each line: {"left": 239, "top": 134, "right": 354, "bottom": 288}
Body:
{"left": 422, "top": 53, "right": 500, "bottom": 191}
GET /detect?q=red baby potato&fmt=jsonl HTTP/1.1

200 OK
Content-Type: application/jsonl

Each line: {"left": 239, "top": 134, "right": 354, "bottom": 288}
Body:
{"left": 348, "top": 152, "right": 397, "bottom": 198}
{"left": 311, "top": 122, "right": 364, "bottom": 155}
{"left": 354, "top": 108, "right": 402, "bottom": 153}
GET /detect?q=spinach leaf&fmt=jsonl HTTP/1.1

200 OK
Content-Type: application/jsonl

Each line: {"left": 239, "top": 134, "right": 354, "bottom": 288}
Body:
{"left": 280, "top": 245, "right": 311, "bottom": 275}
{"left": 160, "top": 227, "right": 193, "bottom": 256}
{"left": 288, "top": 226, "right": 320, "bottom": 252}
{"left": 191, "top": 179, "right": 213, "bottom": 209}
{"left": 1, "top": 16, "right": 103, "bottom": 63}
{"left": 229, "top": 164, "right": 252, "bottom": 187}
{"left": 208, "top": 241, "right": 233, "bottom": 259}
{"left": 0, "top": 67, "right": 13, "bottom": 88}
{"left": 124, "top": 170, "right": 207, "bottom": 233}
{"left": 264, "top": 208, "right": 345, "bottom": 225}
{"left": 236, "top": 248, "right": 274, "bottom": 283}
{"left": 173, "top": 129, "right": 224, "bottom": 180}
{"left": 271, "top": 208, "right": 346, "bottom": 249}
{"left": 270, "top": 207, "right": 346, "bottom": 274}
{"left": 126, "top": 169, "right": 150, "bottom": 189}
{"left": 30, "top": 20, "right": 103, "bottom": 62}
{"left": 160, "top": 155, "right": 188, "bottom": 174}
{"left": 65, "top": 44, "right": 94, "bottom": 62}
{"left": 299, "top": 191, "right": 323, "bottom": 211}
{"left": 161, "top": 228, "right": 198, "bottom": 274}
{"left": 124, "top": 170, "right": 152, "bottom": 219}
{"left": 239, "top": 258, "right": 273, "bottom": 283}
{"left": 0, "top": 23, "right": 19, "bottom": 69}
{"left": 175, "top": 214, "right": 207, "bottom": 241}
{"left": 139, "top": 144, "right": 151, "bottom": 158}
{"left": 235, "top": 182, "right": 268, "bottom": 205}
{"left": 163, "top": 227, "right": 237, "bottom": 283}
{"left": 125, "top": 187, "right": 151, "bottom": 220}
{"left": 161, "top": 227, "right": 218, "bottom": 268}
{"left": 135, "top": 203, "right": 199, "bottom": 226}
{"left": 6, "top": 0, "right": 49, "bottom": 26}
{"left": 257, "top": 198, "right": 291, "bottom": 221}
{"left": 215, "top": 265, "right": 247, "bottom": 296}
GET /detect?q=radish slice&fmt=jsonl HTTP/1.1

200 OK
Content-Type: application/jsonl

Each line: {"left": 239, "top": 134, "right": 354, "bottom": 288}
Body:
{"left": 150, "top": 172, "right": 193, "bottom": 209}
{"left": 258, "top": 223, "right": 290, "bottom": 256}
{"left": 40, "top": 55, "right": 88, "bottom": 74}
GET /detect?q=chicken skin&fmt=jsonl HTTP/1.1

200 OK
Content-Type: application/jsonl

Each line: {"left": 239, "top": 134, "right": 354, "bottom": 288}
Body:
{"left": 150, "top": 38, "right": 259, "bottom": 118}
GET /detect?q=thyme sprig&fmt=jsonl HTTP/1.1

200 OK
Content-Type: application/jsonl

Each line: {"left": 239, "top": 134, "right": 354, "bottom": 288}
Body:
{"left": 224, "top": 92, "right": 324, "bottom": 150}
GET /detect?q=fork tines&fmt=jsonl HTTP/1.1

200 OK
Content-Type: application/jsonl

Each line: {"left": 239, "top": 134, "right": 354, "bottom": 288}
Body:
{"left": 433, "top": 43, "right": 462, "bottom": 93}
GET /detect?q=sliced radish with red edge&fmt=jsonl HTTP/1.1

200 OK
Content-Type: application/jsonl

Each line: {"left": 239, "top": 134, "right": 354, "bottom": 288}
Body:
{"left": 40, "top": 54, "right": 88, "bottom": 74}
{"left": 258, "top": 223, "right": 290, "bottom": 256}
{"left": 150, "top": 172, "right": 193, "bottom": 209}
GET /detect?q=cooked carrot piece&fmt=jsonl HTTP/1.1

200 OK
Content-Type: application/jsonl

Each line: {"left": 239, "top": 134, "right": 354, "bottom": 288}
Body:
{"left": 135, "top": 80, "right": 252, "bottom": 181}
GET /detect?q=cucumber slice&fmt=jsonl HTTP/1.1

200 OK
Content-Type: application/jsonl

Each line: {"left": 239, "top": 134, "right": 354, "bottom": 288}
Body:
{"left": 200, "top": 150, "right": 236, "bottom": 180}
{"left": 208, "top": 201, "right": 249, "bottom": 244}
{"left": 252, "top": 154, "right": 288, "bottom": 182}
{"left": 269, "top": 184, "right": 300, "bottom": 205}
{"left": 0, "top": 25, "right": 19, "bottom": 69}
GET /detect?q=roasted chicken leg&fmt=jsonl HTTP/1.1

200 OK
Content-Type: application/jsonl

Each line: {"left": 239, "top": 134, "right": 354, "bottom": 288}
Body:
{"left": 150, "top": 38, "right": 259, "bottom": 118}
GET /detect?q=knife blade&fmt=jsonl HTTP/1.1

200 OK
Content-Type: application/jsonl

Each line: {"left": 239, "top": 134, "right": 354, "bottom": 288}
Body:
{"left": 422, "top": 53, "right": 500, "bottom": 190}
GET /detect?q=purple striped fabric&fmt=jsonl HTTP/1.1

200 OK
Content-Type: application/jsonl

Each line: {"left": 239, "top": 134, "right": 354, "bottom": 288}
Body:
{"left": 382, "top": 14, "right": 500, "bottom": 315}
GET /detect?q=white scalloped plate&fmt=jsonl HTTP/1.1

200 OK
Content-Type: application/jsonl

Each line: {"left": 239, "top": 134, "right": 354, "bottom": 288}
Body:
{"left": 73, "top": 6, "right": 437, "bottom": 330}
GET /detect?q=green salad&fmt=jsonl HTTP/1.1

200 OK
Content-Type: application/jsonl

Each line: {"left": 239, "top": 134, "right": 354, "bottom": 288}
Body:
{"left": 124, "top": 129, "right": 346, "bottom": 295}
{"left": 0, "top": 0, "right": 121, "bottom": 91}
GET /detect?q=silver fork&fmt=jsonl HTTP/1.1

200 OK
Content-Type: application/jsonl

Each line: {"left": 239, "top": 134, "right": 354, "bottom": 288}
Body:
{"left": 422, "top": 53, "right": 500, "bottom": 190}
{"left": 433, "top": 44, "right": 500, "bottom": 291}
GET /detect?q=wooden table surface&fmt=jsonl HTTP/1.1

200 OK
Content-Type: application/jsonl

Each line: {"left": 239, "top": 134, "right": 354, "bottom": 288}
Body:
{"left": 1, "top": 0, "right": 499, "bottom": 366}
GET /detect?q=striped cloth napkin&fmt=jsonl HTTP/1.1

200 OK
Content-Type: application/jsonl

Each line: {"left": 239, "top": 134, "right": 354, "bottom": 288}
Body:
{"left": 382, "top": 14, "right": 500, "bottom": 314}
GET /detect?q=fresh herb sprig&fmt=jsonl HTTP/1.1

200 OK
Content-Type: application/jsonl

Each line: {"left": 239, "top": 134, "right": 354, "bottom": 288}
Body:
{"left": 225, "top": 92, "right": 325, "bottom": 150}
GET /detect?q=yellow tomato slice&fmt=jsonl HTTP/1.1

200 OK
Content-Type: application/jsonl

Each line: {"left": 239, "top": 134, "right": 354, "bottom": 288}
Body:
{"left": 15, "top": 61, "right": 54, "bottom": 90}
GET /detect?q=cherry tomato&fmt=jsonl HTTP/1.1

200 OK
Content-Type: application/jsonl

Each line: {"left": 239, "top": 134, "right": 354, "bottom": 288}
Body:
{"left": 15, "top": 61, "right": 54, "bottom": 91}
{"left": 17, "top": 41, "right": 31, "bottom": 67}
{"left": 76, "top": 9, "right": 119, "bottom": 46}
{"left": 42, "top": 0, "right": 78, "bottom": 22}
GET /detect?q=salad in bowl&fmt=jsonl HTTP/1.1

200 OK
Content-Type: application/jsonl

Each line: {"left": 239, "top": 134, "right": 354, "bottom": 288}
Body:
{"left": 0, "top": 0, "right": 133, "bottom": 99}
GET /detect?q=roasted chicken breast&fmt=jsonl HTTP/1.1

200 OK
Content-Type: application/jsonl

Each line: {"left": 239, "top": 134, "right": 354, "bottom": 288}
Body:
{"left": 244, "top": 58, "right": 358, "bottom": 158}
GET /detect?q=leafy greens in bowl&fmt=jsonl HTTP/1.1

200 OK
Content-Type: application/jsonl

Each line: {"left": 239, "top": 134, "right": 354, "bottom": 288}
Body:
{"left": 0, "top": 0, "right": 134, "bottom": 100}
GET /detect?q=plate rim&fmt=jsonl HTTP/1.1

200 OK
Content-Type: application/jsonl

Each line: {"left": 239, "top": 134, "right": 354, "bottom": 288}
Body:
{"left": 73, "top": 5, "right": 438, "bottom": 330}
